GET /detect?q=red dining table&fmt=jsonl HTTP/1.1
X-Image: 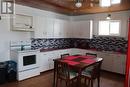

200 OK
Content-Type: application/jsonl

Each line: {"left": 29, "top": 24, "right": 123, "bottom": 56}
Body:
{"left": 53, "top": 55, "right": 103, "bottom": 87}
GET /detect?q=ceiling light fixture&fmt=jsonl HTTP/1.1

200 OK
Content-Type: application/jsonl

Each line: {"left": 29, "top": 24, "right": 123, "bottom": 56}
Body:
{"left": 106, "top": 14, "right": 111, "bottom": 20}
{"left": 75, "top": 0, "right": 82, "bottom": 8}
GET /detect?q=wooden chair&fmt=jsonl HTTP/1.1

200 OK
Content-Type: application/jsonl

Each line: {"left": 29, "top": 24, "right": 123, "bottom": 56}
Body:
{"left": 72, "top": 54, "right": 81, "bottom": 56}
{"left": 86, "top": 53, "right": 97, "bottom": 57}
{"left": 55, "top": 61, "right": 78, "bottom": 87}
{"left": 84, "top": 52, "right": 97, "bottom": 77}
{"left": 82, "top": 61, "right": 103, "bottom": 87}
{"left": 61, "top": 54, "right": 70, "bottom": 59}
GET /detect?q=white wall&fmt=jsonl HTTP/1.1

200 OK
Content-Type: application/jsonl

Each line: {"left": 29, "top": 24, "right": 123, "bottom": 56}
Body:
{"left": 0, "top": 4, "right": 70, "bottom": 62}
{"left": 71, "top": 10, "right": 130, "bottom": 38}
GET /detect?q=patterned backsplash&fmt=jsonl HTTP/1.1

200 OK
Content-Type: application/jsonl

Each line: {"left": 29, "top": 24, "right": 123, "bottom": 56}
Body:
{"left": 31, "top": 38, "right": 74, "bottom": 49}
{"left": 89, "top": 36, "right": 128, "bottom": 53}
{"left": 31, "top": 36, "right": 128, "bottom": 53}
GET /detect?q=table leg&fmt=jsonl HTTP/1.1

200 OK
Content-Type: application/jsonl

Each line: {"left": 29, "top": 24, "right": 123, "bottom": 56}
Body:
{"left": 53, "top": 61, "right": 56, "bottom": 87}
{"left": 77, "top": 69, "right": 82, "bottom": 87}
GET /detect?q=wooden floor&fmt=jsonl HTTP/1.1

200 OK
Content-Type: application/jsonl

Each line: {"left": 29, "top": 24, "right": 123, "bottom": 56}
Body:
{"left": 0, "top": 71, "right": 125, "bottom": 87}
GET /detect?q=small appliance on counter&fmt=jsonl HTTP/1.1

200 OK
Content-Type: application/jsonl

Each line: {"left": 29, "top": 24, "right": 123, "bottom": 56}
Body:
{"left": 10, "top": 40, "right": 40, "bottom": 81}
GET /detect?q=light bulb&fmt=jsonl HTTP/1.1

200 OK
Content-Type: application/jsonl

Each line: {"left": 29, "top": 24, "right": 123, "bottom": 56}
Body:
{"left": 106, "top": 14, "right": 111, "bottom": 20}
{"left": 75, "top": 2, "right": 82, "bottom": 8}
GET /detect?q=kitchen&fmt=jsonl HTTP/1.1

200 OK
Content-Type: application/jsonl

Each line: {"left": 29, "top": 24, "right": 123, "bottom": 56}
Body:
{"left": 0, "top": 0, "right": 130, "bottom": 87}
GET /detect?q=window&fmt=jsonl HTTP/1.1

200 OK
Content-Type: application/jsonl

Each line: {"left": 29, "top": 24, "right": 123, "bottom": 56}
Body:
{"left": 99, "top": 20, "right": 120, "bottom": 36}
{"left": 100, "top": 0, "right": 121, "bottom": 7}
{"left": 111, "top": 0, "right": 121, "bottom": 4}
{"left": 100, "top": 0, "right": 111, "bottom": 7}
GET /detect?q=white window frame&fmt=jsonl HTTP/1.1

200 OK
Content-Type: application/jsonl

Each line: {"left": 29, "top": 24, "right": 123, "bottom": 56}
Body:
{"left": 98, "top": 20, "right": 121, "bottom": 36}
{"left": 100, "top": 0, "right": 121, "bottom": 7}
{"left": 111, "top": 0, "right": 121, "bottom": 5}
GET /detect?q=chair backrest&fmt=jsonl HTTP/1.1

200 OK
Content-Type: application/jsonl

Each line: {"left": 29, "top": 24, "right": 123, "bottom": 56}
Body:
{"left": 61, "top": 54, "right": 70, "bottom": 59}
{"left": 72, "top": 54, "right": 81, "bottom": 56}
{"left": 56, "top": 61, "right": 70, "bottom": 79}
{"left": 91, "top": 60, "right": 103, "bottom": 79}
{"left": 86, "top": 53, "right": 97, "bottom": 57}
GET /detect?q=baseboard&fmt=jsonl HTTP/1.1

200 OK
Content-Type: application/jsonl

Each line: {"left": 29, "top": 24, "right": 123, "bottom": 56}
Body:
{"left": 40, "top": 69, "right": 54, "bottom": 74}
{"left": 101, "top": 69, "right": 125, "bottom": 76}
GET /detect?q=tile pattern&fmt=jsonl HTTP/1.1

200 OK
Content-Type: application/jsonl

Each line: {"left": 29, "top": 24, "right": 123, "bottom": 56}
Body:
{"left": 89, "top": 36, "right": 128, "bottom": 53}
{"left": 73, "top": 38, "right": 90, "bottom": 49}
{"left": 31, "top": 38, "right": 74, "bottom": 49}
{"left": 31, "top": 36, "right": 127, "bottom": 53}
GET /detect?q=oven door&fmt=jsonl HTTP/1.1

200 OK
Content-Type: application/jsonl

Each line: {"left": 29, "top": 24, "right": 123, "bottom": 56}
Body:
{"left": 18, "top": 52, "right": 39, "bottom": 72}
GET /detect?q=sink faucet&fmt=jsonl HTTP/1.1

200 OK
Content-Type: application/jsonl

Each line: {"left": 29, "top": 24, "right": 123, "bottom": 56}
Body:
{"left": 21, "top": 45, "right": 25, "bottom": 51}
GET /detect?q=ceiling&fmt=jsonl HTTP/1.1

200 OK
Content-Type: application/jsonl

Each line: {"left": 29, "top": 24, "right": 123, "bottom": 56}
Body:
{"left": 15, "top": 0, "right": 130, "bottom": 15}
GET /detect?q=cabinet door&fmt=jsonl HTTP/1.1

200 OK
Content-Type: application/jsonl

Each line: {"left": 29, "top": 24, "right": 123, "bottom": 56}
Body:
{"left": 122, "top": 55, "right": 126, "bottom": 74}
{"left": 71, "top": 21, "right": 81, "bottom": 38}
{"left": 79, "top": 20, "right": 93, "bottom": 39}
{"left": 110, "top": 54, "right": 122, "bottom": 74}
{"left": 64, "top": 21, "right": 73, "bottom": 38}
{"left": 47, "top": 51, "right": 59, "bottom": 70}
{"left": 34, "top": 17, "right": 54, "bottom": 38}
{"left": 112, "top": 54, "right": 126, "bottom": 74}
{"left": 46, "top": 18, "right": 54, "bottom": 38}
{"left": 34, "top": 17, "right": 47, "bottom": 38}
{"left": 71, "top": 20, "right": 93, "bottom": 38}
{"left": 53, "top": 19, "right": 70, "bottom": 38}
{"left": 39, "top": 53, "right": 50, "bottom": 72}
{"left": 53, "top": 19, "right": 62, "bottom": 37}
{"left": 97, "top": 52, "right": 113, "bottom": 71}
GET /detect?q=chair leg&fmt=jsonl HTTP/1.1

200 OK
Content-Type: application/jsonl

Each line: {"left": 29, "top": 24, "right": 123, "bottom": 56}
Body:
{"left": 72, "top": 80, "right": 74, "bottom": 87}
{"left": 84, "top": 78, "right": 87, "bottom": 85}
{"left": 60, "top": 79, "right": 62, "bottom": 85}
{"left": 66, "top": 81, "right": 70, "bottom": 87}
{"left": 97, "top": 77, "right": 100, "bottom": 87}
{"left": 56, "top": 78, "right": 58, "bottom": 87}
{"left": 91, "top": 80, "right": 93, "bottom": 87}
{"left": 88, "top": 79, "right": 90, "bottom": 87}
{"left": 66, "top": 81, "right": 68, "bottom": 87}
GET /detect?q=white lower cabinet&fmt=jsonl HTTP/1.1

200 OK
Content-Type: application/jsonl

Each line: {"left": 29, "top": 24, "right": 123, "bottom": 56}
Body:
{"left": 98, "top": 52, "right": 113, "bottom": 72}
{"left": 97, "top": 52, "right": 126, "bottom": 74}
{"left": 112, "top": 54, "right": 126, "bottom": 74}
{"left": 39, "top": 49, "right": 71, "bottom": 72}
{"left": 39, "top": 53, "right": 50, "bottom": 72}
{"left": 39, "top": 48, "right": 126, "bottom": 75}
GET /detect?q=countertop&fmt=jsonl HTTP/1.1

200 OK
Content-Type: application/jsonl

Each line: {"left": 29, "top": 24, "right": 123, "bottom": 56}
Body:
{"left": 11, "top": 49, "right": 40, "bottom": 53}
{"left": 40, "top": 48, "right": 126, "bottom": 55}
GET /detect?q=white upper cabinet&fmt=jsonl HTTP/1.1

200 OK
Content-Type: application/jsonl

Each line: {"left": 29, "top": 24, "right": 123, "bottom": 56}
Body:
{"left": 71, "top": 21, "right": 81, "bottom": 38}
{"left": 53, "top": 19, "right": 63, "bottom": 38}
{"left": 34, "top": 17, "right": 93, "bottom": 38}
{"left": 45, "top": 18, "right": 54, "bottom": 38}
{"left": 53, "top": 19, "right": 71, "bottom": 38}
{"left": 34, "top": 17, "right": 46, "bottom": 38}
{"left": 34, "top": 17, "right": 54, "bottom": 38}
{"left": 11, "top": 14, "right": 34, "bottom": 32}
{"left": 71, "top": 20, "right": 93, "bottom": 39}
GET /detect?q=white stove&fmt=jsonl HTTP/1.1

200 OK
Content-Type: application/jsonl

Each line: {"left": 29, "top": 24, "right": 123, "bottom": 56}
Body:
{"left": 10, "top": 40, "right": 40, "bottom": 81}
